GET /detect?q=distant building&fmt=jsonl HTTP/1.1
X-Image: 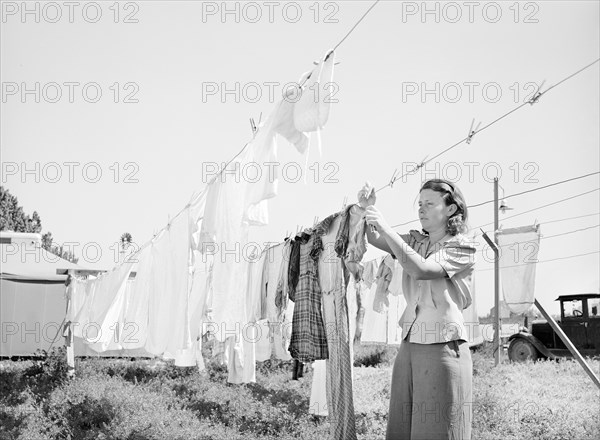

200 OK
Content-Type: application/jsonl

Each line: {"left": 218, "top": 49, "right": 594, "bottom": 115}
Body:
{"left": 489, "top": 300, "right": 512, "bottom": 319}
{"left": 488, "top": 299, "right": 539, "bottom": 320}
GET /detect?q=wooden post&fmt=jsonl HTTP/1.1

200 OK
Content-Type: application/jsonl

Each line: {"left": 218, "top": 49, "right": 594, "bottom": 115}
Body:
{"left": 493, "top": 178, "right": 501, "bottom": 366}
{"left": 65, "top": 271, "right": 75, "bottom": 378}
{"left": 534, "top": 298, "right": 600, "bottom": 390}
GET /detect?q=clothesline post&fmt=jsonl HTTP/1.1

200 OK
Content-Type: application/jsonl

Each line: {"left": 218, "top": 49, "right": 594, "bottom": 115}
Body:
{"left": 493, "top": 178, "right": 501, "bottom": 366}
{"left": 65, "top": 270, "right": 75, "bottom": 378}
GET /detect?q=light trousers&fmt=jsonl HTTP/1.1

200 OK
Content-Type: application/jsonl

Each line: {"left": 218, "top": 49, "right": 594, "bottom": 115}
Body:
{"left": 386, "top": 339, "right": 472, "bottom": 440}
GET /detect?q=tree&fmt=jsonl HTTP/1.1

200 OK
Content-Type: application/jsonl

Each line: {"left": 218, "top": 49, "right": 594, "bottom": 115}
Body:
{"left": 119, "top": 232, "right": 133, "bottom": 262}
{"left": 120, "top": 232, "right": 133, "bottom": 251}
{"left": 0, "top": 186, "right": 41, "bottom": 233}
{"left": 0, "top": 186, "right": 78, "bottom": 264}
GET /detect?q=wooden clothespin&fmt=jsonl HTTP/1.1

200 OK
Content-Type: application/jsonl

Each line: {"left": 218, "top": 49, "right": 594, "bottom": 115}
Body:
{"left": 528, "top": 80, "right": 546, "bottom": 105}
{"left": 341, "top": 196, "right": 348, "bottom": 211}
{"left": 416, "top": 155, "right": 429, "bottom": 171}
{"left": 466, "top": 118, "right": 482, "bottom": 144}
{"left": 313, "top": 59, "right": 340, "bottom": 65}
{"left": 389, "top": 168, "right": 399, "bottom": 189}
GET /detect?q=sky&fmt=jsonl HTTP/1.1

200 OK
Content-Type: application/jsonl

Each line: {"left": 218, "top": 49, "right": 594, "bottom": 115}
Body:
{"left": 1, "top": 0, "right": 599, "bottom": 317}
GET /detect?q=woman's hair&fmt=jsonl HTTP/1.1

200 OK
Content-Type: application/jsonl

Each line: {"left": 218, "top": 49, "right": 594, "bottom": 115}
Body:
{"left": 420, "top": 179, "right": 469, "bottom": 235}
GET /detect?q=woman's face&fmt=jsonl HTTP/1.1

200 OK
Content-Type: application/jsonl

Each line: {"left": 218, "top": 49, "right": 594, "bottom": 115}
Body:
{"left": 418, "top": 189, "right": 457, "bottom": 232}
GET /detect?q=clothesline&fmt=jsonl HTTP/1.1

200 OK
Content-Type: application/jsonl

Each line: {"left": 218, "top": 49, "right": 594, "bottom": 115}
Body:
{"left": 373, "top": 58, "right": 600, "bottom": 193}
{"left": 112, "top": 0, "right": 382, "bottom": 269}
{"left": 110, "top": 13, "right": 598, "bottom": 275}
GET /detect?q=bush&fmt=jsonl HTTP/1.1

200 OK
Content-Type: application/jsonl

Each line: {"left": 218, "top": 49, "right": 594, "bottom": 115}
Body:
{"left": 353, "top": 344, "right": 398, "bottom": 367}
{"left": 1, "top": 348, "right": 598, "bottom": 439}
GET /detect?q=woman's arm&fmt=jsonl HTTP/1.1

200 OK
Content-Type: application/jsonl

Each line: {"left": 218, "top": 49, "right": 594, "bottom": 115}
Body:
{"left": 365, "top": 220, "right": 393, "bottom": 254}
{"left": 365, "top": 206, "right": 447, "bottom": 280}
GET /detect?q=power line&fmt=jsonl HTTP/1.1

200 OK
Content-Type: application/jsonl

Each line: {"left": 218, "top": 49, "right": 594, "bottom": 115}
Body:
{"left": 476, "top": 225, "right": 599, "bottom": 249}
{"left": 477, "top": 251, "right": 599, "bottom": 271}
{"left": 540, "top": 225, "right": 599, "bottom": 241}
{"left": 475, "top": 188, "right": 600, "bottom": 229}
{"left": 468, "top": 171, "right": 599, "bottom": 209}
{"left": 391, "top": 174, "right": 600, "bottom": 228}
{"left": 542, "top": 212, "right": 600, "bottom": 226}
{"left": 473, "top": 212, "right": 600, "bottom": 239}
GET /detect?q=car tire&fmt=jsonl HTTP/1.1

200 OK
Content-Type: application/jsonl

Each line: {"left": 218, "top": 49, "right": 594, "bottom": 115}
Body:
{"left": 508, "top": 339, "right": 539, "bottom": 362}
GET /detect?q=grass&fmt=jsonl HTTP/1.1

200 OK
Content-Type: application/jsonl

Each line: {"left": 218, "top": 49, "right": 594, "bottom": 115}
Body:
{"left": 1, "top": 343, "right": 598, "bottom": 439}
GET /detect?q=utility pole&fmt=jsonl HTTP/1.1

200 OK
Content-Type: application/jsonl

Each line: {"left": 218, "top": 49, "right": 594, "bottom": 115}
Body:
{"left": 494, "top": 178, "right": 501, "bottom": 366}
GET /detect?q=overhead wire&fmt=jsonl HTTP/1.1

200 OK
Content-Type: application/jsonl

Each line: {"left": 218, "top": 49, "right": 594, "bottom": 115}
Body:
{"left": 391, "top": 173, "right": 600, "bottom": 229}
{"left": 474, "top": 188, "right": 600, "bottom": 230}
{"left": 477, "top": 251, "right": 599, "bottom": 271}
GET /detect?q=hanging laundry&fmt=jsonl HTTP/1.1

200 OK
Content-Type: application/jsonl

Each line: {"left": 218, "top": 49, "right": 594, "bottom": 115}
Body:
{"left": 288, "top": 231, "right": 329, "bottom": 362}
{"left": 189, "top": 187, "right": 209, "bottom": 265}
{"left": 317, "top": 213, "right": 357, "bottom": 440}
{"left": 353, "top": 257, "right": 379, "bottom": 341}
{"left": 225, "top": 248, "right": 267, "bottom": 380}
{"left": 294, "top": 50, "right": 335, "bottom": 133}
{"left": 275, "top": 238, "right": 293, "bottom": 322}
{"left": 334, "top": 204, "right": 369, "bottom": 283}
{"left": 293, "top": 50, "right": 336, "bottom": 159}
{"left": 361, "top": 283, "right": 387, "bottom": 345}
{"left": 169, "top": 251, "right": 213, "bottom": 368}
{"left": 498, "top": 225, "right": 541, "bottom": 314}
{"left": 270, "top": 239, "right": 296, "bottom": 361}
{"left": 197, "top": 82, "right": 334, "bottom": 344}
{"left": 262, "top": 242, "right": 286, "bottom": 322}
{"left": 72, "top": 260, "right": 134, "bottom": 352}
{"left": 310, "top": 360, "right": 328, "bottom": 416}
{"left": 72, "top": 277, "right": 96, "bottom": 340}
{"left": 195, "top": 156, "right": 251, "bottom": 342}
{"left": 145, "top": 208, "right": 192, "bottom": 356}
{"left": 249, "top": 249, "right": 268, "bottom": 324}
{"left": 256, "top": 241, "right": 293, "bottom": 361}
{"left": 361, "top": 258, "right": 380, "bottom": 289}
{"left": 360, "top": 258, "right": 406, "bottom": 346}
{"left": 65, "top": 275, "right": 87, "bottom": 323}
{"left": 120, "top": 244, "right": 153, "bottom": 350}
{"left": 372, "top": 254, "right": 403, "bottom": 313}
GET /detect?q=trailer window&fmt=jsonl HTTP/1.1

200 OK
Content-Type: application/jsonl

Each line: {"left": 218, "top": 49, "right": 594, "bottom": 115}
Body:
{"left": 563, "top": 299, "right": 584, "bottom": 318}
{"left": 589, "top": 298, "right": 600, "bottom": 318}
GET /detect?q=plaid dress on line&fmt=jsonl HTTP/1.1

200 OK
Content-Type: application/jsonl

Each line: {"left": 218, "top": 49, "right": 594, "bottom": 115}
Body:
{"left": 288, "top": 233, "right": 329, "bottom": 362}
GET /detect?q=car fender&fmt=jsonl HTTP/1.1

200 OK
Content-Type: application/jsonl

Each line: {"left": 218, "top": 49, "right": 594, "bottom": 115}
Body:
{"left": 508, "top": 332, "right": 556, "bottom": 359}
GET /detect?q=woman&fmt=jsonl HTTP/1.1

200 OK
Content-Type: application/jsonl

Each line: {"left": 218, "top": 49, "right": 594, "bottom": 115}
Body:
{"left": 364, "top": 178, "right": 476, "bottom": 440}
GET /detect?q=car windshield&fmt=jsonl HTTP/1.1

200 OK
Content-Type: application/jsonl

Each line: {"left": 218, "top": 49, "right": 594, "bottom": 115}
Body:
{"left": 589, "top": 298, "right": 600, "bottom": 318}
{"left": 563, "top": 299, "right": 584, "bottom": 318}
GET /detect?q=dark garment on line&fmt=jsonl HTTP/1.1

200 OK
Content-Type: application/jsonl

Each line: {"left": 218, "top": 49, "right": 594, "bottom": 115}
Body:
{"left": 288, "top": 233, "right": 328, "bottom": 362}
{"left": 334, "top": 204, "right": 354, "bottom": 260}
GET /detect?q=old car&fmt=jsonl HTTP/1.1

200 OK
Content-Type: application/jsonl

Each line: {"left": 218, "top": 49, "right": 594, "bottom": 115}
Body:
{"left": 507, "top": 293, "right": 600, "bottom": 362}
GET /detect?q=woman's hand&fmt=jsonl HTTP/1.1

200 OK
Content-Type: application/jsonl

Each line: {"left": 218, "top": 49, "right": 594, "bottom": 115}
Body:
{"left": 365, "top": 206, "right": 393, "bottom": 237}
{"left": 357, "top": 181, "right": 376, "bottom": 208}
